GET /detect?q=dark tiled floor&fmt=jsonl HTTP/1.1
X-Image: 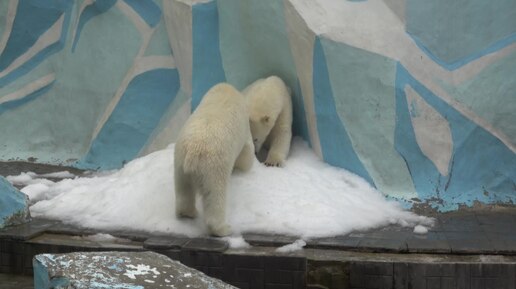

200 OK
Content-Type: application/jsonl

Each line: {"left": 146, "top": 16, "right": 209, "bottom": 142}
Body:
{"left": 0, "top": 274, "right": 33, "bottom": 289}
{"left": 1, "top": 161, "right": 516, "bottom": 255}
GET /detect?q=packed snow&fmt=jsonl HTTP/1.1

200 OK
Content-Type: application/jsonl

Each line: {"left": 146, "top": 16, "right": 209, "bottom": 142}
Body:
{"left": 276, "top": 239, "right": 307, "bottom": 253}
{"left": 11, "top": 139, "right": 433, "bottom": 239}
{"left": 413, "top": 225, "right": 429, "bottom": 234}
{"left": 223, "top": 236, "right": 251, "bottom": 249}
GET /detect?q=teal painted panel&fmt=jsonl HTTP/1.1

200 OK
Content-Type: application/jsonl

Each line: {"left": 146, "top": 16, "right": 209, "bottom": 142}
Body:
{"left": 77, "top": 69, "right": 180, "bottom": 170}
{"left": 144, "top": 18, "right": 172, "bottom": 57}
{"left": 217, "top": 0, "right": 309, "bottom": 142}
{"left": 72, "top": 0, "right": 117, "bottom": 52}
{"left": 0, "top": 5, "right": 142, "bottom": 164}
{"left": 0, "top": 0, "right": 73, "bottom": 87}
{"left": 0, "top": 1, "right": 10, "bottom": 45}
{"left": 218, "top": 0, "right": 297, "bottom": 90}
{"left": 313, "top": 37, "right": 374, "bottom": 185}
{"left": 123, "top": 0, "right": 161, "bottom": 28}
{"left": 0, "top": 79, "right": 55, "bottom": 116}
{"left": 395, "top": 63, "right": 516, "bottom": 211}
{"left": 443, "top": 51, "right": 516, "bottom": 144}
{"left": 191, "top": 0, "right": 226, "bottom": 110}
{"left": 407, "top": 0, "right": 516, "bottom": 67}
{"left": 320, "top": 38, "right": 416, "bottom": 196}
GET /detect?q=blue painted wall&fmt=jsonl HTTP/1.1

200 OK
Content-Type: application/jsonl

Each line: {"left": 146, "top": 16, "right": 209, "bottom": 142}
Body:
{"left": 0, "top": 0, "right": 514, "bottom": 210}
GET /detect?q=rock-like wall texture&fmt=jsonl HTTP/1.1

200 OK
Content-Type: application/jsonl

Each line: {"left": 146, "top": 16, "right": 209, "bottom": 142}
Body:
{"left": 0, "top": 0, "right": 514, "bottom": 211}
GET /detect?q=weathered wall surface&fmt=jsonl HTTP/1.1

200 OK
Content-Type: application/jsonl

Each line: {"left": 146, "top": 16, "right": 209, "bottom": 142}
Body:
{"left": 0, "top": 0, "right": 514, "bottom": 211}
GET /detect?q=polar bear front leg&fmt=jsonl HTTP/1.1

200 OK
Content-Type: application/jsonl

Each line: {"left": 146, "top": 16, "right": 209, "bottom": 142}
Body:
{"left": 174, "top": 168, "right": 198, "bottom": 219}
{"left": 264, "top": 125, "right": 292, "bottom": 167}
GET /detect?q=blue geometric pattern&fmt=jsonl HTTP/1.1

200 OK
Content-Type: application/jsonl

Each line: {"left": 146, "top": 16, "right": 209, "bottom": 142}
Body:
{"left": 0, "top": 0, "right": 514, "bottom": 210}
{"left": 313, "top": 37, "right": 375, "bottom": 185}
{"left": 72, "top": 0, "right": 117, "bottom": 52}
{"left": 77, "top": 69, "right": 180, "bottom": 170}
{"left": 191, "top": 1, "right": 226, "bottom": 110}
{"left": 0, "top": 0, "right": 73, "bottom": 87}
{"left": 395, "top": 63, "right": 516, "bottom": 210}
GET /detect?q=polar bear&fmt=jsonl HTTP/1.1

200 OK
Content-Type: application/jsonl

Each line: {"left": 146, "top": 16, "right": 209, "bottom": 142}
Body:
{"left": 244, "top": 76, "right": 292, "bottom": 167}
{"left": 174, "top": 83, "right": 254, "bottom": 237}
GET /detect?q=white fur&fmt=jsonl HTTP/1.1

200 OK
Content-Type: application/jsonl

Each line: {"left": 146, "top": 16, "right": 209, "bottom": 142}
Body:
{"left": 245, "top": 76, "right": 293, "bottom": 167}
{"left": 174, "top": 83, "right": 254, "bottom": 236}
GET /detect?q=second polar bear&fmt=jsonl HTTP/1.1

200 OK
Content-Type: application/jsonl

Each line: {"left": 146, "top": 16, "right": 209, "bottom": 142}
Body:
{"left": 244, "top": 76, "right": 292, "bottom": 167}
{"left": 174, "top": 83, "right": 254, "bottom": 237}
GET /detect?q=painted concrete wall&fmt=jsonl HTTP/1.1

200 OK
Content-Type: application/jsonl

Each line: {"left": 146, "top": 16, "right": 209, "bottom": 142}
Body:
{"left": 0, "top": 176, "right": 29, "bottom": 229}
{"left": 0, "top": 0, "right": 514, "bottom": 211}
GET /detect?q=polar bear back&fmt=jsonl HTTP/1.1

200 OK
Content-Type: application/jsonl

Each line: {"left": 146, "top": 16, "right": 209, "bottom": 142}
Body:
{"left": 175, "top": 83, "right": 250, "bottom": 174}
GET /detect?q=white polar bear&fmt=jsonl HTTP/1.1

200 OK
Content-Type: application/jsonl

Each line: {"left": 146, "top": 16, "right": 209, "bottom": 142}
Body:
{"left": 174, "top": 83, "right": 254, "bottom": 237}
{"left": 244, "top": 76, "right": 293, "bottom": 167}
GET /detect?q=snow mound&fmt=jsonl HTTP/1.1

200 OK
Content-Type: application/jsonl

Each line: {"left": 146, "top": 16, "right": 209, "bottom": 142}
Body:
{"left": 276, "top": 239, "right": 307, "bottom": 253}
{"left": 25, "top": 139, "right": 432, "bottom": 238}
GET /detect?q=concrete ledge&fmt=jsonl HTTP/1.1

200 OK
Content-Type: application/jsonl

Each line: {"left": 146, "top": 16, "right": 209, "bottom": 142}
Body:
{"left": 0, "top": 176, "right": 30, "bottom": 229}
{"left": 33, "top": 251, "right": 236, "bottom": 289}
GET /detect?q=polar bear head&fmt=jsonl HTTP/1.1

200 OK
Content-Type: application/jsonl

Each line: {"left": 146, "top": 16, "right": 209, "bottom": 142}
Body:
{"left": 249, "top": 114, "right": 276, "bottom": 153}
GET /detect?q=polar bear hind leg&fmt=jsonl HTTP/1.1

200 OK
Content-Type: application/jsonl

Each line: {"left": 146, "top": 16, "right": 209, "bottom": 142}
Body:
{"left": 174, "top": 167, "right": 198, "bottom": 219}
{"left": 234, "top": 139, "right": 255, "bottom": 172}
{"left": 201, "top": 169, "right": 232, "bottom": 237}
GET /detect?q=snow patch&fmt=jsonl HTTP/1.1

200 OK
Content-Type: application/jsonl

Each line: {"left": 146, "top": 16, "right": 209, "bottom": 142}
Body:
{"left": 39, "top": 171, "right": 76, "bottom": 179}
{"left": 26, "top": 139, "right": 432, "bottom": 238}
{"left": 223, "top": 236, "right": 251, "bottom": 249}
{"left": 123, "top": 264, "right": 160, "bottom": 280}
{"left": 276, "top": 239, "right": 306, "bottom": 253}
{"left": 21, "top": 183, "right": 50, "bottom": 202}
{"left": 413, "top": 225, "right": 429, "bottom": 234}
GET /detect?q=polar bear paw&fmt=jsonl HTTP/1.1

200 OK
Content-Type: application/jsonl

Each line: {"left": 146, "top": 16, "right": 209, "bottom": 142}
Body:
{"left": 176, "top": 208, "right": 198, "bottom": 219}
{"left": 264, "top": 154, "right": 285, "bottom": 167}
{"left": 208, "top": 223, "right": 232, "bottom": 237}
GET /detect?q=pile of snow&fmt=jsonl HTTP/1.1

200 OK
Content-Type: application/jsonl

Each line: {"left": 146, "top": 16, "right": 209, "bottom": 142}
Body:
{"left": 11, "top": 139, "right": 432, "bottom": 239}
{"left": 223, "top": 236, "right": 251, "bottom": 249}
{"left": 413, "top": 225, "right": 429, "bottom": 234}
{"left": 276, "top": 239, "right": 307, "bottom": 253}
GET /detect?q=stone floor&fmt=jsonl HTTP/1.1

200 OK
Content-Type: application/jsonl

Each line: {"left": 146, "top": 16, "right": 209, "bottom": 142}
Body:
{"left": 0, "top": 274, "right": 33, "bottom": 289}
{"left": 1, "top": 161, "right": 516, "bottom": 288}
{"left": 1, "top": 160, "right": 515, "bottom": 256}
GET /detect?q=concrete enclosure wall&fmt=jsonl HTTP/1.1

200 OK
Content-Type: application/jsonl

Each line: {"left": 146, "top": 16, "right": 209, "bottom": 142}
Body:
{"left": 0, "top": 0, "right": 514, "bottom": 211}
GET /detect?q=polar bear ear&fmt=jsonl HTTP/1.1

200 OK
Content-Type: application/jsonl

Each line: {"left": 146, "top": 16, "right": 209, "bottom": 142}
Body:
{"left": 261, "top": 116, "right": 270, "bottom": 123}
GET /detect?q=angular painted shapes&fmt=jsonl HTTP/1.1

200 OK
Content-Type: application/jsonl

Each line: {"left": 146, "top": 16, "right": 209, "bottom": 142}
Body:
{"left": 191, "top": 0, "right": 226, "bottom": 110}
{"left": 140, "top": 90, "right": 191, "bottom": 156}
{"left": 407, "top": 0, "right": 516, "bottom": 69}
{"left": 72, "top": 0, "right": 117, "bottom": 52}
{"left": 291, "top": 79, "right": 311, "bottom": 146}
{"left": 312, "top": 37, "right": 374, "bottom": 185}
{"left": 284, "top": 0, "right": 321, "bottom": 156}
{"left": 444, "top": 51, "right": 516, "bottom": 145}
{"left": 0, "top": 0, "right": 17, "bottom": 56}
{"left": 0, "top": 76, "right": 54, "bottom": 116}
{"left": 77, "top": 68, "right": 180, "bottom": 170}
{"left": 218, "top": 0, "right": 297, "bottom": 89}
{"left": 144, "top": 16, "right": 173, "bottom": 57}
{"left": 0, "top": 176, "right": 30, "bottom": 229}
{"left": 163, "top": 0, "right": 193, "bottom": 95}
{"left": 319, "top": 37, "right": 417, "bottom": 198}
{"left": 395, "top": 63, "right": 516, "bottom": 210}
{"left": 123, "top": 0, "right": 162, "bottom": 28}
{"left": 406, "top": 86, "right": 453, "bottom": 176}
{"left": 0, "top": 0, "right": 73, "bottom": 87}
